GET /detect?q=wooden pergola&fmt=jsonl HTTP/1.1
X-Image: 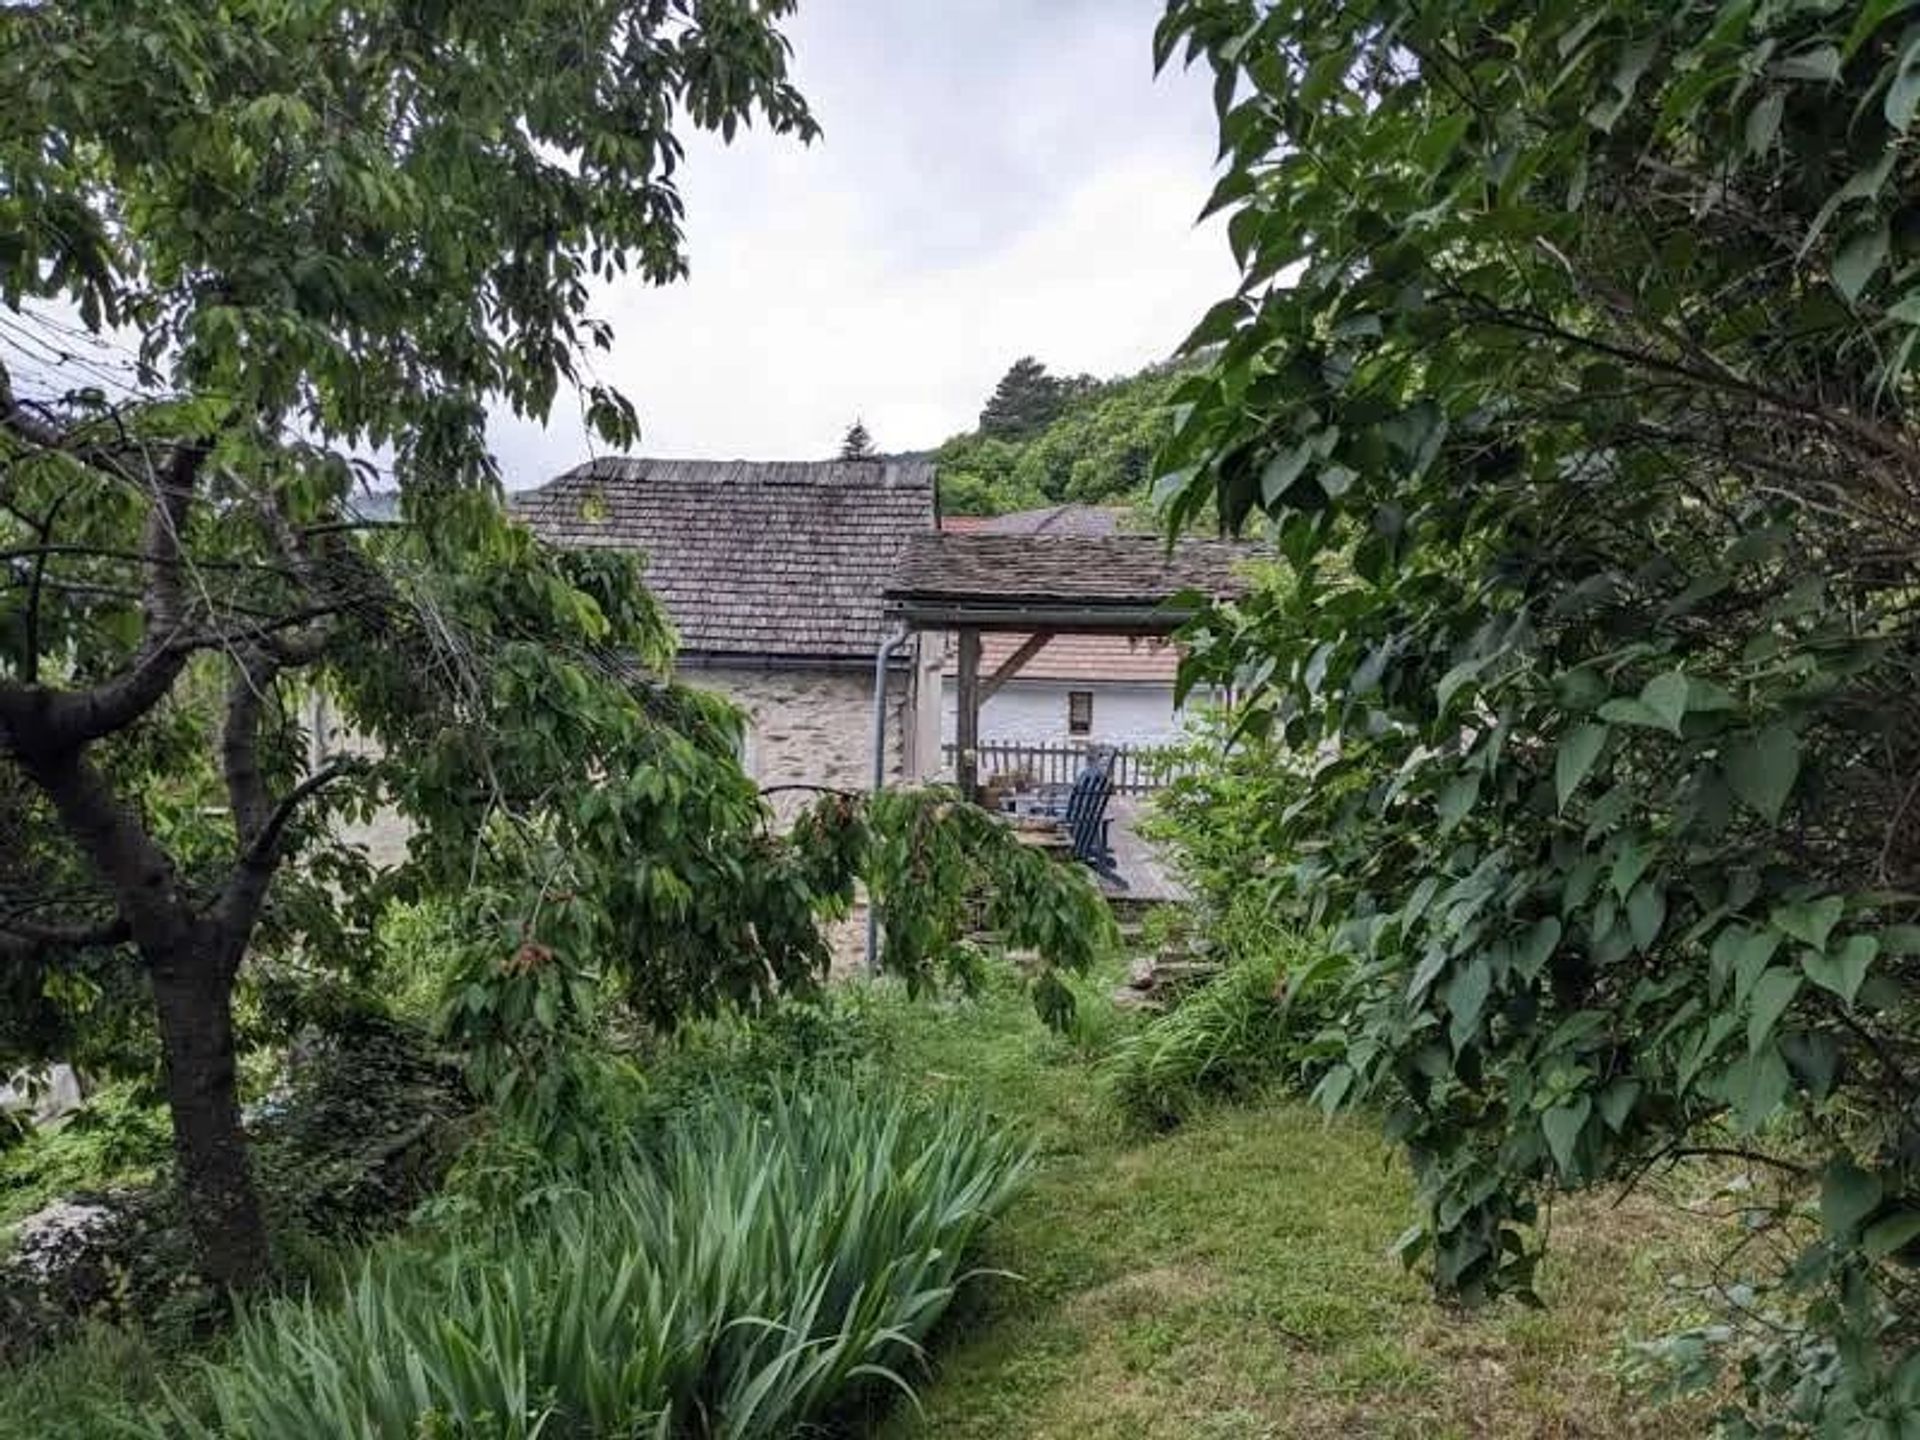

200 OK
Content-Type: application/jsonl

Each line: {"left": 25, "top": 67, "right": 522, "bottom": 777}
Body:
{"left": 882, "top": 532, "right": 1257, "bottom": 801}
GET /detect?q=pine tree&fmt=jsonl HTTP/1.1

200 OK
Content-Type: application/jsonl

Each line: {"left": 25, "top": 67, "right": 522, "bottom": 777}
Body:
{"left": 978, "top": 356, "right": 1066, "bottom": 439}
{"left": 839, "top": 418, "right": 877, "bottom": 460}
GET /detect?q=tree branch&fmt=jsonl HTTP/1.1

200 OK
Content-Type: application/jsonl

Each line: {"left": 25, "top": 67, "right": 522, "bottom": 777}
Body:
{"left": 0, "top": 441, "right": 210, "bottom": 757}
{"left": 211, "top": 759, "right": 355, "bottom": 955}
{"left": 21, "top": 492, "right": 72, "bottom": 685}
{"left": 0, "top": 357, "right": 66, "bottom": 452}
{"left": 0, "top": 911, "right": 129, "bottom": 948}
{"left": 222, "top": 651, "right": 277, "bottom": 846}
{"left": 17, "top": 747, "right": 185, "bottom": 953}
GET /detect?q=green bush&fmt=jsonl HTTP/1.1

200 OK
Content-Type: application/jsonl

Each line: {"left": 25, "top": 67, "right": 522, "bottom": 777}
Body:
{"left": 149, "top": 1073, "right": 1030, "bottom": 1438}
{"left": 1, "top": 1018, "right": 471, "bottom": 1363}
{"left": 373, "top": 899, "right": 467, "bottom": 1027}
{"left": 248, "top": 1014, "right": 473, "bottom": 1244}
{"left": 1107, "top": 934, "right": 1345, "bottom": 1128}
{"left": 635, "top": 986, "right": 893, "bottom": 1111}
{"left": 0, "top": 1082, "right": 171, "bottom": 1230}
{"left": 0, "top": 1321, "right": 186, "bottom": 1439}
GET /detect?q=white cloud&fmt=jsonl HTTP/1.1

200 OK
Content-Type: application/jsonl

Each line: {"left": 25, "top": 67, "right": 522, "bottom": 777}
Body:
{"left": 489, "top": 0, "right": 1235, "bottom": 487}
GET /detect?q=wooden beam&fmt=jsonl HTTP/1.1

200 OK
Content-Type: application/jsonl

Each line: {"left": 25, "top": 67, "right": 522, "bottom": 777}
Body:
{"left": 955, "top": 627, "right": 981, "bottom": 804}
{"left": 978, "top": 630, "right": 1054, "bottom": 704}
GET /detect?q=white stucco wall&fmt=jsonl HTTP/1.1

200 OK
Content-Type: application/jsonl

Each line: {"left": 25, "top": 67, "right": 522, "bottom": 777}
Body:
{"left": 940, "top": 677, "right": 1188, "bottom": 748}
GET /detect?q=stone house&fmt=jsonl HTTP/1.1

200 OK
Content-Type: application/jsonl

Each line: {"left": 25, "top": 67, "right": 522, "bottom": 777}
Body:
{"left": 515, "top": 458, "right": 943, "bottom": 815}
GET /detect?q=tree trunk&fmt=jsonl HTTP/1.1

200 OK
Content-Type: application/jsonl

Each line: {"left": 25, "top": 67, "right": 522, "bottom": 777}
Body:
{"left": 148, "top": 942, "right": 271, "bottom": 1291}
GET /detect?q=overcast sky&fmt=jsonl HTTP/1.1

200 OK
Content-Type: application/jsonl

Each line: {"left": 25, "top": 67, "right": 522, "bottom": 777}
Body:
{"left": 487, "top": 0, "right": 1236, "bottom": 488}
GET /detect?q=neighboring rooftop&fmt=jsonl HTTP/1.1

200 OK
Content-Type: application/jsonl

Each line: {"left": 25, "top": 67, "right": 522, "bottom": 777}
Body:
{"left": 939, "top": 503, "right": 1126, "bottom": 537}
{"left": 517, "top": 458, "right": 936, "bottom": 661}
{"left": 934, "top": 510, "right": 1181, "bottom": 680}
{"left": 886, "top": 533, "right": 1257, "bottom": 634}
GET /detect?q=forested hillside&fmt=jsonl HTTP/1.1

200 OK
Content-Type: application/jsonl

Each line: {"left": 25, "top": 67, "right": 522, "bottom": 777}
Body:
{"left": 935, "top": 356, "right": 1190, "bottom": 516}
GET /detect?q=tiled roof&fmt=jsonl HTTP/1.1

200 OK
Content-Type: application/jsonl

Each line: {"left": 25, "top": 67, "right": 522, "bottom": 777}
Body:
{"left": 516, "top": 458, "right": 936, "bottom": 659}
{"left": 887, "top": 533, "right": 1255, "bottom": 610}
{"left": 939, "top": 504, "right": 1126, "bottom": 537}
{"left": 944, "top": 631, "right": 1182, "bottom": 684}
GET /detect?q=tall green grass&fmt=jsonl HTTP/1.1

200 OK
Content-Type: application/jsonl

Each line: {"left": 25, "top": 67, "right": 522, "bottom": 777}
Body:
{"left": 1106, "top": 932, "right": 1346, "bottom": 1127}
{"left": 148, "top": 1074, "right": 1029, "bottom": 1438}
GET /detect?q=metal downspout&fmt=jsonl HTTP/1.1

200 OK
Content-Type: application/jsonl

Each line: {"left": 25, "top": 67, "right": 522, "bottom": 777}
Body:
{"left": 865, "top": 623, "right": 912, "bottom": 974}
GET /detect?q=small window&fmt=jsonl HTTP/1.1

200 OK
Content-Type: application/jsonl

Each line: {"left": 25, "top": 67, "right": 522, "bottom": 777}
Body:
{"left": 1067, "top": 690, "right": 1094, "bottom": 736}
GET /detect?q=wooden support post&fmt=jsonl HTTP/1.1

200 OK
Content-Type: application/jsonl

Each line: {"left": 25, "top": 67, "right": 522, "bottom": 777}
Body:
{"left": 955, "top": 626, "right": 981, "bottom": 804}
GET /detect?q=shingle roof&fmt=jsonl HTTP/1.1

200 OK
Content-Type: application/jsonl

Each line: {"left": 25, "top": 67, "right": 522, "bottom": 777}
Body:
{"left": 940, "top": 504, "right": 1126, "bottom": 537}
{"left": 886, "top": 533, "right": 1255, "bottom": 613}
{"left": 516, "top": 458, "right": 936, "bottom": 660}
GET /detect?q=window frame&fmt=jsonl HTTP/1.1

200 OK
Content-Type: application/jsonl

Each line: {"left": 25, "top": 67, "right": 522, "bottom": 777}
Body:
{"left": 1066, "top": 689, "right": 1094, "bottom": 736}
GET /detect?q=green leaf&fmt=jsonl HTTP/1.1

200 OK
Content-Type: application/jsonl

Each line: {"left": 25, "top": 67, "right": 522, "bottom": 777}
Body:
{"left": 1517, "top": 917, "right": 1562, "bottom": 979}
{"left": 1436, "top": 656, "right": 1487, "bottom": 711}
{"left": 1627, "top": 882, "right": 1666, "bottom": 952}
{"left": 1802, "top": 148, "right": 1897, "bottom": 256}
{"left": 1781, "top": 1031, "right": 1841, "bottom": 1101}
{"left": 1723, "top": 725, "right": 1800, "bottom": 823}
{"left": 1821, "top": 1160, "right": 1883, "bottom": 1239}
{"left": 1773, "top": 896, "right": 1844, "bottom": 950}
{"left": 1260, "top": 443, "right": 1310, "bottom": 504}
{"left": 1747, "top": 969, "right": 1802, "bottom": 1053}
{"left": 1597, "top": 1079, "right": 1641, "bottom": 1131}
{"left": 1888, "top": 31, "right": 1920, "bottom": 130}
{"left": 1773, "top": 45, "right": 1841, "bottom": 82}
{"left": 1863, "top": 1210, "right": 1920, "bottom": 1259}
{"left": 1743, "top": 929, "right": 1781, "bottom": 1006}
{"left": 1596, "top": 698, "right": 1667, "bottom": 730}
{"left": 1444, "top": 958, "right": 1492, "bottom": 1051}
{"left": 1435, "top": 773, "right": 1479, "bottom": 832}
{"left": 1733, "top": 929, "right": 1784, "bottom": 1007}
{"left": 1610, "top": 835, "right": 1652, "bottom": 898}
{"left": 1743, "top": 89, "right": 1784, "bottom": 155}
{"left": 1730, "top": 1045, "right": 1791, "bottom": 1133}
{"left": 1802, "top": 935, "right": 1878, "bottom": 1005}
{"left": 1408, "top": 945, "right": 1447, "bottom": 999}
{"left": 1640, "top": 671, "right": 1690, "bottom": 733}
{"left": 1541, "top": 1097, "right": 1590, "bottom": 1175}
{"left": 1555, "top": 724, "right": 1607, "bottom": 811}
{"left": 1846, "top": 0, "right": 1917, "bottom": 59}
{"left": 1834, "top": 223, "right": 1891, "bottom": 303}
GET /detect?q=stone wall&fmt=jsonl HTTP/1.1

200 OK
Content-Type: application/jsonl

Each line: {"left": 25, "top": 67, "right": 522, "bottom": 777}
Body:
{"left": 684, "top": 662, "right": 914, "bottom": 821}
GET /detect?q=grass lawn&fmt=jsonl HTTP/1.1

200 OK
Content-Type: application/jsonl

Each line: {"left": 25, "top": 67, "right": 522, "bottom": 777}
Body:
{"left": 858, "top": 968, "right": 1729, "bottom": 1440}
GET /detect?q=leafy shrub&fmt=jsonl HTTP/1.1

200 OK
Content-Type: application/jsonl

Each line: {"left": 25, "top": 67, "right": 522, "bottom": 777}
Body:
{"left": 0, "top": 1018, "right": 470, "bottom": 1362}
{"left": 373, "top": 898, "right": 467, "bottom": 1027}
{"left": 150, "top": 1074, "right": 1031, "bottom": 1438}
{"left": 631, "top": 987, "right": 893, "bottom": 1113}
{"left": 0, "top": 1082, "right": 171, "bottom": 1230}
{"left": 1107, "top": 934, "right": 1343, "bottom": 1128}
{"left": 1157, "top": 0, "right": 1920, "bottom": 1415}
{"left": 1057, "top": 968, "right": 1134, "bottom": 1057}
{"left": 248, "top": 1013, "right": 473, "bottom": 1244}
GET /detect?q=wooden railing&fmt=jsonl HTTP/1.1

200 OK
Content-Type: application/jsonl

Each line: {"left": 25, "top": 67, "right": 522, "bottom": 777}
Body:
{"left": 941, "top": 741, "right": 1184, "bottom": 796}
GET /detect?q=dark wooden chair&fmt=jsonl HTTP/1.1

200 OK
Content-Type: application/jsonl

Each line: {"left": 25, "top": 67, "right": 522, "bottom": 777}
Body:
{"left": 1020, "top": 748, "right": 1120, "bottom": 886}
{"left": 1064, "top": 767, "right": 1121, "bottom": 884}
